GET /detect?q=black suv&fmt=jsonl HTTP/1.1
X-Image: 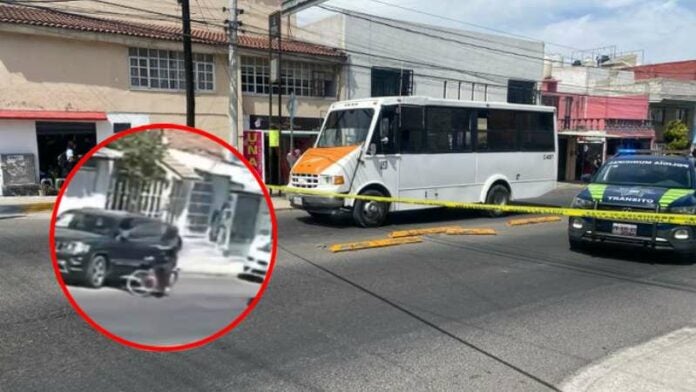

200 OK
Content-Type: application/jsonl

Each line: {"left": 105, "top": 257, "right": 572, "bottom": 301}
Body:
{"left": 55, "top": 208, "right": 182, "bottom": 288}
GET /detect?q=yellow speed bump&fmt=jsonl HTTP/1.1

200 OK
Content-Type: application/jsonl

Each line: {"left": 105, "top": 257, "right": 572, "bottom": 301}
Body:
{"left": 389, "top": 226, "right": 496, "bottom": 237}
{"left": 329, "top": 236, "right": 423, "bottom": 253}
{"left": 507, "top": 216, "right": 562, "bottom": 226}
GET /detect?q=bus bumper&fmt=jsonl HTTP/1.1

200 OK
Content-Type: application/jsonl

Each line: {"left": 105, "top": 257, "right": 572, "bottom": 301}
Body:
{"left": 287, "top": 193, "right": 346, "bottom": 214}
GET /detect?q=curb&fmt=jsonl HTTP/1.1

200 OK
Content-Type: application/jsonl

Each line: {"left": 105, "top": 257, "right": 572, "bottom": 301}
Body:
{"left": 0, "top": 202, "right": 55, "bottom": 215}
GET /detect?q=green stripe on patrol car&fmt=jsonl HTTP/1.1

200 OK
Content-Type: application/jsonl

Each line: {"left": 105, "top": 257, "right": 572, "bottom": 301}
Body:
{"left": 587, "top": 184, "right": 607, "bottom": 201}
{"left": 658, "top": 189, "right": 694, "bottom": 208}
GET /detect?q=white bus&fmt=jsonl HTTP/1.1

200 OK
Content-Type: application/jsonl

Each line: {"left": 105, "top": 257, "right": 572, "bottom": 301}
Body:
{"left": 287, "top": 96, "right": 557, "bottom": 227}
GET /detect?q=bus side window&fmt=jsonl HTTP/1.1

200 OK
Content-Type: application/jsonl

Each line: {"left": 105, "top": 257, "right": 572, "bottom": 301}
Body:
{"left": 476, "top": 111, "right": 489, "bottom": 151}
{"left": 372, "top": 106, "right": 398, "bottom": 154}
{"left": 399, "top": 106, "right": 425, "bottom": 153}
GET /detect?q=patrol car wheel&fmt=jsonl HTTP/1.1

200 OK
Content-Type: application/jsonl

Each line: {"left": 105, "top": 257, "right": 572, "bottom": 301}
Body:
{"left": 485, "top": 184, "right": 510, "bottom": 218}
{"left": 569, "top": 238, "right": 587, "bottom": 252}
{"left": 353, "top": 189, "right": 389, "bottom": 228}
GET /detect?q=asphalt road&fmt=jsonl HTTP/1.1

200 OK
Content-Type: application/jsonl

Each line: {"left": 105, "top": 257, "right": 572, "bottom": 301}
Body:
{"left": 2, "top": 194, "right": 696, "bottom": 391}
{"left": 68, "top": 274, "right": 258, "bottom": 346}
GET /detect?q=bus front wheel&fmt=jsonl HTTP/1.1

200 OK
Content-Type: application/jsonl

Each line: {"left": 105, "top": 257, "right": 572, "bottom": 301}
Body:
{"left": 485, "top": 184, "right": 510, "bottom": 218}
{"left": 353, "top": 190, "right": 389, "bottom": 227}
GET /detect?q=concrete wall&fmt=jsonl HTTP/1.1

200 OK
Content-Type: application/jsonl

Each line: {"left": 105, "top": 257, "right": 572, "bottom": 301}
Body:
{"left": 0, "top": 28, "right": 230, "bottom": 138}
{"left": 51, "top": 0, "right": 291, "bottom": 35}
{"left": 299, "top": 14, "right": 544, "bottom": 102}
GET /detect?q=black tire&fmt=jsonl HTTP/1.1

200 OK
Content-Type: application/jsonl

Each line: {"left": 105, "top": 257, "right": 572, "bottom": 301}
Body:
{"left": 569, "top": 238, "right": 587, "bottom": 252}
{"left": 485, "top": 184, "right": 510, "bottom": 218}
{"left": 83, "top": 255, "right": 108, "bottom": 288}
{"left": 352, "top": 189, "right": 389, "bottom": 228}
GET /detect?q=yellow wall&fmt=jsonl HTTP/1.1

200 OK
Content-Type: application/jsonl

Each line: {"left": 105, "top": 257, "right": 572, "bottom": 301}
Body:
{"left": 0, "top": 29, "right": 230, "bottom": 137}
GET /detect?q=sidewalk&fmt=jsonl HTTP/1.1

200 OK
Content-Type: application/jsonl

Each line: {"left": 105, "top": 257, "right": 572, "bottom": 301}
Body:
{"left": 176, "top": 237, "right": 246, "bottom": 277}
{"left": 270, "top": 195, "right": 292, "bottom": 211}
{"left": 0, "top": 196, "right": 56, "bottom": 217}
{"left": 562, "top": 327, "right": 696, "bottom": 392}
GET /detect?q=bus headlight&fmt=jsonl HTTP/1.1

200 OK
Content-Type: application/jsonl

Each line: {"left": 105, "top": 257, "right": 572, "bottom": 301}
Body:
{"left": 668, "top": 205, "right": 696, "bottom": 214}
{"left": 571, "top": 197, "right": 594, "bottom": 209}
{"left": 320, "top": 175, "right": 345, "bottom": 185}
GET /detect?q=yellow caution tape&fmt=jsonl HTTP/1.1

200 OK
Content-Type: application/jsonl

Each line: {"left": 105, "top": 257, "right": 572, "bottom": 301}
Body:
{"left": 507, "top": 216, "right": 563, "bottom": 226}
{"left": 329, "top": 236, "right": 423, "bottom": 252}
{"left": 269, "top": 185, "right": 696, "bottom": 226}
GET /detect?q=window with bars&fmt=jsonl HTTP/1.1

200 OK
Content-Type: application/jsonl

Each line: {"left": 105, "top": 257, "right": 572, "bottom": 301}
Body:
{"left": 129, "top": 48, "right": 214, "bottom": 91}
{"left": 241, "top": 56, "right": 336, "bottom": 97}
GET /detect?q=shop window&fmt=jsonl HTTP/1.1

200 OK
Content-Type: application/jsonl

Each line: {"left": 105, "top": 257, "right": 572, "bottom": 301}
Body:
{"left": 371, "top": 67, "right": 413, "bottom": 97}
{"left": 507, "top": 80, "right": 536, "bottom": 104}
{"left": 650, "top": 107, "right": 665, "bottom": 125}
{"left": 128, "top": 48, "right": 214, "bottom": 91}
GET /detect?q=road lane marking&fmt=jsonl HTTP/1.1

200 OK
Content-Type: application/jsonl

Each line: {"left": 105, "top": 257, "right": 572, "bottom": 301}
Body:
{"left": 389, "top": 226, "right": 496, "bottom": 237}
{"left": 507, "top": 216, "right": 562, "bottom": 226}
{"left": 329, "top": 236, "right": 423, "bottom": 252}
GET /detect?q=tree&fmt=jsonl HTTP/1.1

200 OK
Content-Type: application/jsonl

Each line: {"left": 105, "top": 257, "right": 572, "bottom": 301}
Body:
{"left": 109, "top": 131, "right": 168, "bottom": 212}
{"left": 111, "top": 131, "right": 167, "bottom": 182}
{"left": 663, "top": 120, "right": 690, "bottom": 151}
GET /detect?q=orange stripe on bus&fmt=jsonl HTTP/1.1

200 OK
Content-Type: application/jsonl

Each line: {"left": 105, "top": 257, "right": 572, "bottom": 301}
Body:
{"left": 292, "top": 145, "right": 359, "bottom": 175}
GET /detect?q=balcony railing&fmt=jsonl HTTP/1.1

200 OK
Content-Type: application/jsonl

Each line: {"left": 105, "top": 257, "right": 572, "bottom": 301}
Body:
{"left": 558, "top": 118, "right": 653, "bottom": 132}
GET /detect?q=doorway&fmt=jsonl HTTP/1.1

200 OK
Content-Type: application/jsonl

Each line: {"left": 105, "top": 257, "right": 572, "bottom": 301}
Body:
{"left": 35, "top": 122, "right": 97, "bottom": 180}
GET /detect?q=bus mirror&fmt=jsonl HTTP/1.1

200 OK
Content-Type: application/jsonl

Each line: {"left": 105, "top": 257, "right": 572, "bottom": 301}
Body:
{"left": 368, "top": 143, "right": 377, "bottom": 156}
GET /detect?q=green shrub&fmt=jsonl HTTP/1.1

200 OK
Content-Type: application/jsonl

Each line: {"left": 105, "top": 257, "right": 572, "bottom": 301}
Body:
{"left": 663, "top": 120, "right": 690, "bottom": 150}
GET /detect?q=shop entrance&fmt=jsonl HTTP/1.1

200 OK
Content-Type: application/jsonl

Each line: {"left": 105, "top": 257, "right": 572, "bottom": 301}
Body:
{"left": 36, "top": 122, "right": 97, "bottom": 181}
{"left": 575, "top": 141, "right": 603, "bottom": 179}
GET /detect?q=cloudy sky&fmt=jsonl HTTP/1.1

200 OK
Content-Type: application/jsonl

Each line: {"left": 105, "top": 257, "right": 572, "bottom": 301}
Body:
{"left": 297, "top": 0, "right": 696, "bottom": 64}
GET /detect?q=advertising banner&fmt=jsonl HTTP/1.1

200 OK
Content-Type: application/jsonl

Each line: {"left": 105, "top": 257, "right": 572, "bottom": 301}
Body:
{"left": 243, "top": 130, "right": 265, "bottom": 183}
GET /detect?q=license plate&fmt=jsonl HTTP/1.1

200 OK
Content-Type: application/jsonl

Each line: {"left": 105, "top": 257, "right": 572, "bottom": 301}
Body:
{"left": 292, "top": 197, "right": 302, "bottom": 206}
{"left": 612, "top": 223, "right": 637, "bottom": 236}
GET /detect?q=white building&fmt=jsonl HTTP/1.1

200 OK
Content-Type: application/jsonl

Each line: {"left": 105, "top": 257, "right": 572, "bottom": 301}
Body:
{"left": 296, "top": 8, "right": 545, "bottom": 104}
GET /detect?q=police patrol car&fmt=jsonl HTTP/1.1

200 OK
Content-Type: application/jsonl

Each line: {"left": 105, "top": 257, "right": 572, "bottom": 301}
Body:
{"left": 568, "top": 150, "right": 696, "bottom": 257}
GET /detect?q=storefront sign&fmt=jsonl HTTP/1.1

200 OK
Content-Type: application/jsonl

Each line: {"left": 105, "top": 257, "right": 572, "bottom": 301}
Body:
{"left": 243, "top": 131, "right": 265, "bottom": 182}
{"left": 1, "top": 153, "right": 36, "bottom": 185}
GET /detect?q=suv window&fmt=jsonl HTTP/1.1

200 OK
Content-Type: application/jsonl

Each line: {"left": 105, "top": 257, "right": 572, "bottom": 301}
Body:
{"left": 129, "top": 221, "right": 163, "bottom": 239}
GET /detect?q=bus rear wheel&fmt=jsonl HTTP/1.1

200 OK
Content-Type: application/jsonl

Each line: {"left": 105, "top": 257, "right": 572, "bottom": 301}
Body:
{"left": 485, "top": 184, "right": 510, "bottom": 218}
{"left": 353, "top": 189, "right": 389, "bottom": 228}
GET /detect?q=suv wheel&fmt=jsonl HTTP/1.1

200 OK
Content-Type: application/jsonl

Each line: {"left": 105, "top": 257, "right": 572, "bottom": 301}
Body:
{"left": 83, "top": 255, "right": 108, "bottom": 288}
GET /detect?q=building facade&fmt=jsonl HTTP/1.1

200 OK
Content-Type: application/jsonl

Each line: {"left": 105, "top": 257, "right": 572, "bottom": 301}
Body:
{"left": 0, "top": 3, "right": 344, "bottom": 193}
{"left": 295, "top": 9, "right": 545, "bottom": 105}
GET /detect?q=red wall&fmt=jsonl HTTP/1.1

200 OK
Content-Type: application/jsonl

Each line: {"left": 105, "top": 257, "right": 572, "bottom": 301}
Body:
{"left": 585, "top": 95, "right": 648, "bottom": 120}
{"left": 632, "top": 60, "right": 696, "bottom": 81}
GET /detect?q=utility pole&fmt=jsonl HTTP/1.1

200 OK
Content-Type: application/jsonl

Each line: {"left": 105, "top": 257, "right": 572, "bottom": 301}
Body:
{"left": 180, "top": 0, "right": 195, "bottom": 127}
{"left": 226, "top": 0, "right": 241, "bottom": 149}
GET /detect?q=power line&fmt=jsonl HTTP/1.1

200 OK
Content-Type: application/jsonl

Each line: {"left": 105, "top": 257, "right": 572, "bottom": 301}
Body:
{"left": 367, "top": 0, "right": 582, "bottom": 51}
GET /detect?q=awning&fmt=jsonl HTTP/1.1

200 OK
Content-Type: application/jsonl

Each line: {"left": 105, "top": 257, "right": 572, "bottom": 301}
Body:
{"left": 0, "top": 110, "right": 107, "bottom": 121}
{"left": 558, "top": 130, "right": 607, "bottom": 138}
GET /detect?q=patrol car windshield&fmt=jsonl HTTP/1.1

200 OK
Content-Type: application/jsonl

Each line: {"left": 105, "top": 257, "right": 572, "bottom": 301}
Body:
{"left": 594, "top": 159, "right": 692, "bottom": 189}
{"left": 317, "top": 109, "right": 374, "bottom": 147}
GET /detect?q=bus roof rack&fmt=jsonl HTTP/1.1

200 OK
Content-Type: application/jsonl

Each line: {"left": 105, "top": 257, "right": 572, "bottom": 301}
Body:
{"left": 615, "top": 149, "right": 692, "bottom": 157}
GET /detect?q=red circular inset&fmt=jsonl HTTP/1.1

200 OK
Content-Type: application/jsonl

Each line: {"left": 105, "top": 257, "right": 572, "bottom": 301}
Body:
{"left": 49, "top": 123, "right": 278, "bottom": 352}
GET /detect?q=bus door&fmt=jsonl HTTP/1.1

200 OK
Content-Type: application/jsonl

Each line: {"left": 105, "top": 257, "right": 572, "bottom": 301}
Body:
{"left": 360, "top": 105, "right": 400, "bottom": 207}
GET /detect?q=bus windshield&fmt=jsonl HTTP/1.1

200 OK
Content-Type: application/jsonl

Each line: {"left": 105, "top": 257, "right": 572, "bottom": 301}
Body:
{"left": 316, "top": 108, "right": 374, "bottom": 147}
